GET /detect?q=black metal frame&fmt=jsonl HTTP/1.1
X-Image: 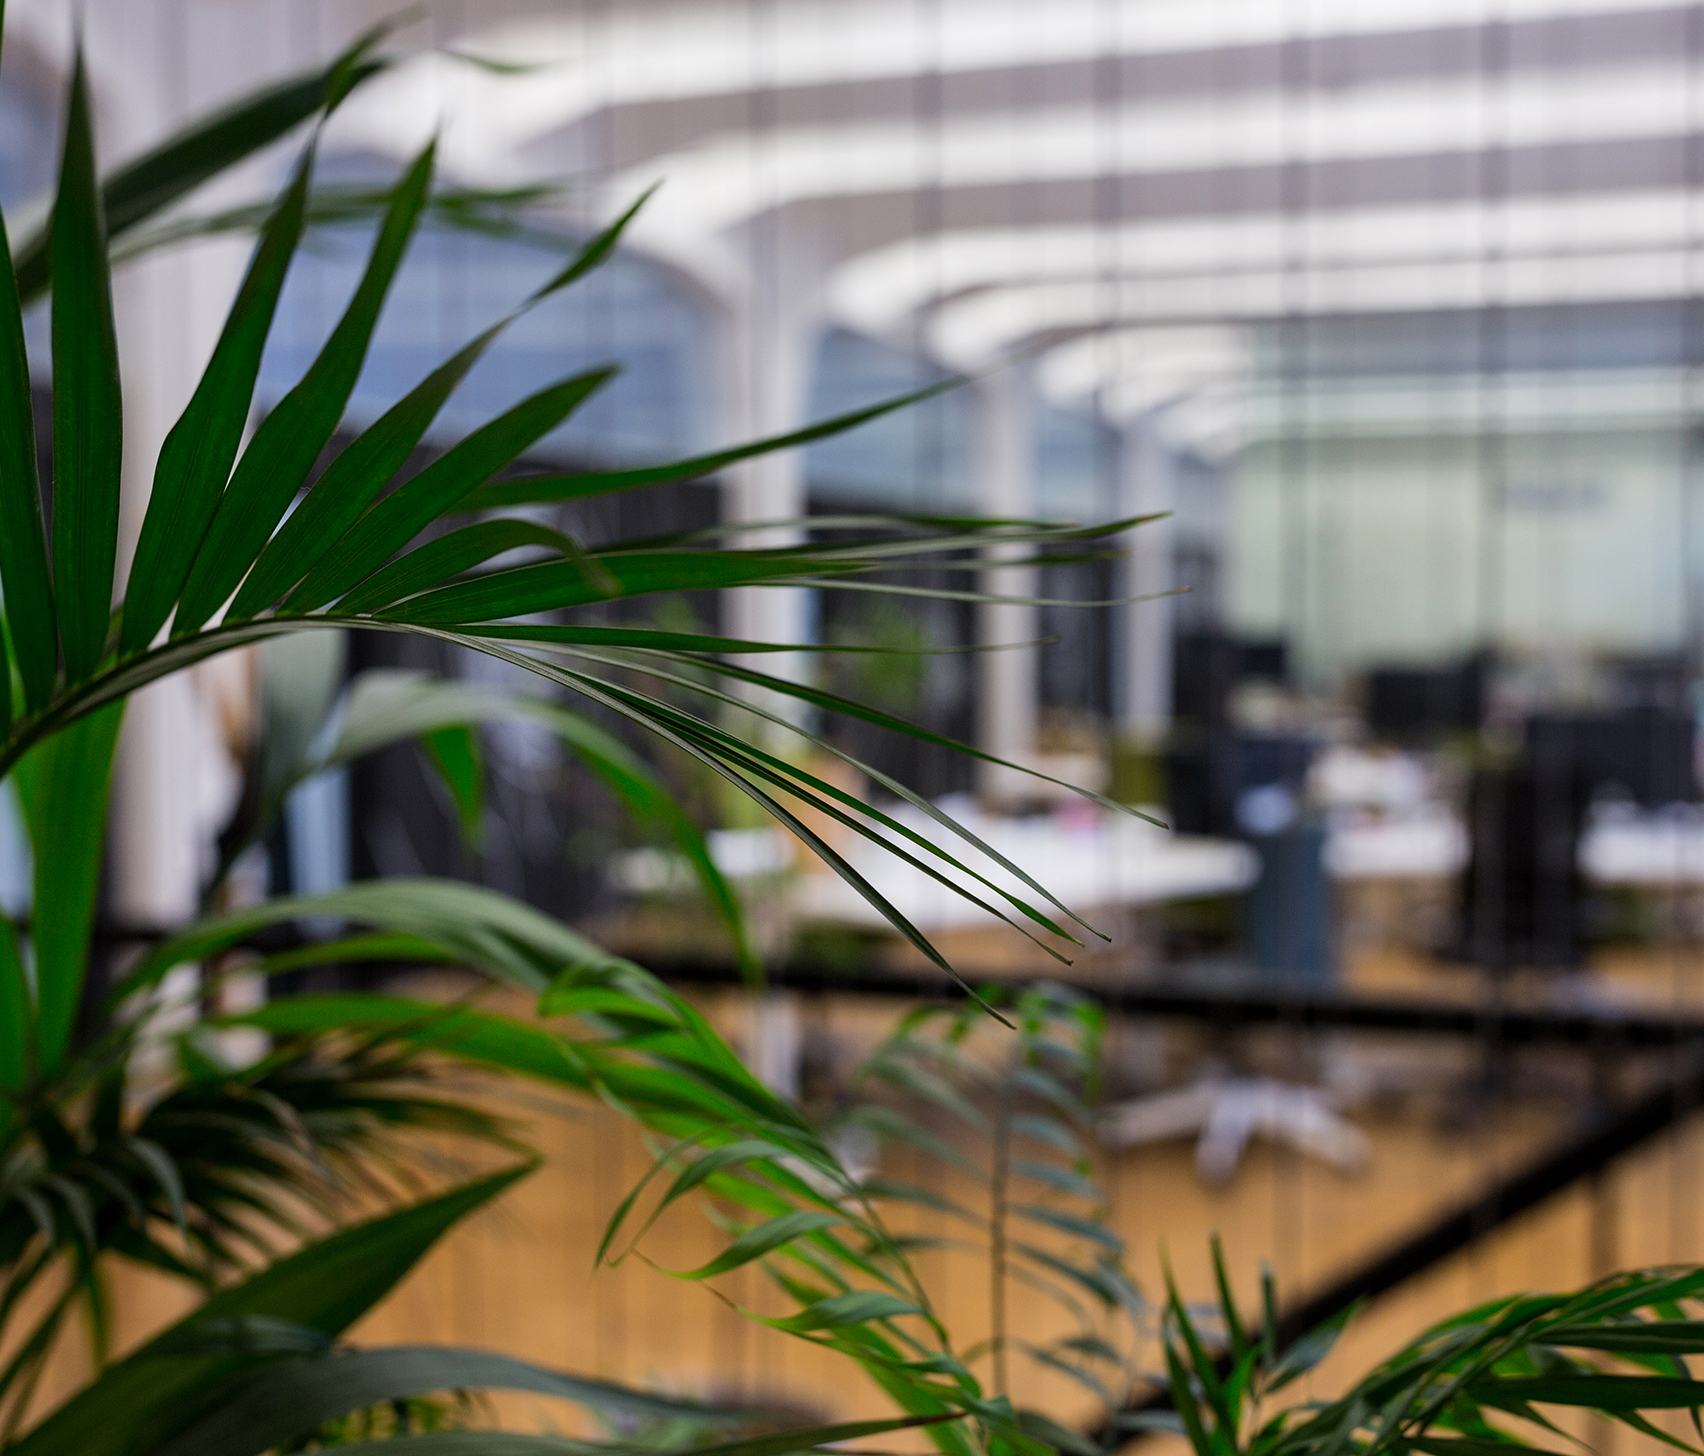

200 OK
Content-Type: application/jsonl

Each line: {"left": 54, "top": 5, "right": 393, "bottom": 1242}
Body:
{"left": 647, "top": 955, "right": 1704, "bottom": 1049}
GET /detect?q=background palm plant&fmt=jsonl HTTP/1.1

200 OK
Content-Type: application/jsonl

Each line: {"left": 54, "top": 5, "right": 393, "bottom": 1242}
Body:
{"left": 1162, "top": 1242, "right": 1704, "bottom": 1456}
{"left": 820, "top": 984, "right": 1151, "bottom": 1453}
{"left": 819, "top": 991, "right": 1704, "bottom": 1456}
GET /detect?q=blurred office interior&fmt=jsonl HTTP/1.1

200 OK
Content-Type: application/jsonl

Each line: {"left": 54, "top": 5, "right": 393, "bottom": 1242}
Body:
{"left": 10, "top": 0, "right": 1704, "bottom": 1434}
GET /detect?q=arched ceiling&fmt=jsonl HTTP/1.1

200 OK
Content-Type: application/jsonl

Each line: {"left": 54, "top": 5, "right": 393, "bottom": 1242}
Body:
{"left": 304, "top": 0, "right": 1704, "bottom": 452}
{"left": 18, "top": 0, "right": 1699, "bottom": 455}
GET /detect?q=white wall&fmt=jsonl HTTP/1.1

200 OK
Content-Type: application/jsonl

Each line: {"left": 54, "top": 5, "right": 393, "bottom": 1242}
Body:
{"left": 1230, "top": 424, "right": 1698, "bottom": 683}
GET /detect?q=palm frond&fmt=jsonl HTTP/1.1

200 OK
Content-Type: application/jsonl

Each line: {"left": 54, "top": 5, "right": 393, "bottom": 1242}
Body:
{"left": 0, "top": 106, "right": 1143, "bottom": 974}
{"left": 826, "top": 985, "right": 1149, "bottom": 1432}
{"left": 0, "top": 41, "right": 1141, "bottom": 1456}
{"left": 94, "top": 894, "right": 1028, "bottom": 1452}
{"left": 0, "top": 1020, "right": 522, "bottom": 1414}
{"left": 1161, "top": 1251, "right": 1704, "bottom": 1456}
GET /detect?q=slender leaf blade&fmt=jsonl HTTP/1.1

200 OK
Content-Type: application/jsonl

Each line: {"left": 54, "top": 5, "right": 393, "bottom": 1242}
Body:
{"left": 1210, "top": 1235, "right": 1250, "bottom": 1364}
{"left": 223, "top": 995, "right": 598, "bottom": 1093}
{"left": 286, "top": 368, "right": 617, "bottom": 613}
{"left": 51, "top": 51, "right": 124, "bottom": 684}
{"left": 379, "top": 549, "right": 853, "bottom": 625}
{"left": 9, "top": 1168, "right": 530, "bottom": 1456}
{"left": 336, "top": 520, "right": 594, "bottom": 616}
{"left": 766, "top": 1291, "right": 924, "bottom": 1333}
{"left": 173, "top": 143, "right": 436, "bottom": 635}
{"left": 228, "top": 326, "right": 501, "bottom": 619}
{"left": 120, "top": 143, "right": 316, "bottom": 654}
{"left": 155, "top": 1346, "right": 739, "bottom": 1456}
{"left": 459, "top": 381, "right": 960, "bottom": 512}
{"left": 676, "top": 1212, "right": 844, "bottom": 1281}
{"left": 1474, "top": 1374, "right": 1704, "bottom": 1409}
{"left": 1540, "top": 1321, "right": 1704, "bottom": 1354}
{"left": 422, "top": 724, "right": 483, "bottom": 849}
{"left": 27, "top": 700, "right": 123, "bottom": 1075}
{"left": 0, "top": 201, "right": 54, "bottom": 711}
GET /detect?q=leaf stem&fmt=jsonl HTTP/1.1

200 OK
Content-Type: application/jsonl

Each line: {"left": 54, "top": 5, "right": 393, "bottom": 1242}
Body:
{"left": 991, "top": 1045, "right": 1013, "bottom": 1401}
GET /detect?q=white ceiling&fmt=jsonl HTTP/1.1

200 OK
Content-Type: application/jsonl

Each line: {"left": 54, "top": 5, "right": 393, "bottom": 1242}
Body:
{"left": 18, "top": 0, "right": 1704, "bottom": 452}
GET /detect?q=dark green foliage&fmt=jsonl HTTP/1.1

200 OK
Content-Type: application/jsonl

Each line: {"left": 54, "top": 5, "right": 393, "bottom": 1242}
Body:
{"left": 14, "top": 702, "right": 123, "bottom": 1076}
{"left": 172, "top": 143, "right": 436, "bottom": 636}
{"left": 4, "top": 1163, "right": 520, "bottom": 1456}
{"left": 1162, "top": 1243, "right": 1704, "bottom": 1456}
{"left": 7, "top": 26, "right": 1701, "bottom": 1456}
{"left": 119, "top": 147, "right": 314, "bottom": 655}
{"left": 0, "top": 200, "right": 52, "bottom": 712}
{"left": 2, "top": 94, "right": 1141, "bottom": 991}
{"left": 0, "top": 35, "right": 1080, "bottom": 1456}
{"left": 48, "top": 54, "right": 122, "bottom": 686}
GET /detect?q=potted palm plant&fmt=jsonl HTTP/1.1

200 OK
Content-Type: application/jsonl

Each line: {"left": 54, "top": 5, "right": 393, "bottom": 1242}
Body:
{"left": 6, "top": 17, "right": 1704, "bottom": 1456}
{"left": 0, "top": 18, "right": 1128, "bottom": 1456}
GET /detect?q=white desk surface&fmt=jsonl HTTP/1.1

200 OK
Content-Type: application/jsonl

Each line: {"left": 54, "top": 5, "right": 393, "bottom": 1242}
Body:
{"left": 1578, "top": 806, "right": 1704, "bottom": 887}
{"left": 1326, "top": 809, "right": 1467, "bottom": 881}
{"left": 614, "top": 801, "right": 1704, "bottom": 939}
{"left": 1328, "top": 804, "right": 1704, "bottom": 888}
{"left": 791, "top": 801, "right": 1259, "bottom": 932}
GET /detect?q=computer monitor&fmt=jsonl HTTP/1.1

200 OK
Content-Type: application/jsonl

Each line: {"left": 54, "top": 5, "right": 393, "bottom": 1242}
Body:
{"left": 1366, "top": 653, "right": 1487, "bottom": 739}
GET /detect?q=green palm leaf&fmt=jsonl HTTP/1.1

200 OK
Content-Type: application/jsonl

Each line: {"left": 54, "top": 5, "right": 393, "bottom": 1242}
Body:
{"left": 172, "top": 143, "right": 437, "bottom": 636}
{"left": 154, "top": 1346, "right": 744, "bottom": 1456}
{"left": 49, "top": 51, "right": 123, "bottom": 686}
{"left": 283, "top": 369, "right": 618, "bottom": 613}
{"left": 232, "top": 191, "right": 650, "bottom": 620}
{"left": 9, "top": 1168, "right": 529, "bottom": 1456}
{"left": 14, "top": 702, "right": 122, "bottom": 1075}
{"left": 0, "top": 181, "right": 53, "bottom": 713}
{"left": 459, "top": 379, "right": 958, "bottom": 512}
{"left": 225, "top": 325, "right": 510, "bottom": 621}
{"left": 0, "top": 44, "right": 1151, "bottom": 1456}
{"left": 0, "top": 95, "right": 1143, "bottom": 963}
{"left": 11, "top": 25, "right": 393, "bottom": 303}
{"left": 333, "top": 520, "right": 607, "bottom": 615}
{"left": 119, "top": 143, "right": 316, "bottom": 654}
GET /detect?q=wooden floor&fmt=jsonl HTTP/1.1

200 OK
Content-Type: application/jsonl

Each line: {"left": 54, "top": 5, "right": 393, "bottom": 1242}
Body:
{"left": 23, "top": 944, "right": 1704, "bottom": 1451}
